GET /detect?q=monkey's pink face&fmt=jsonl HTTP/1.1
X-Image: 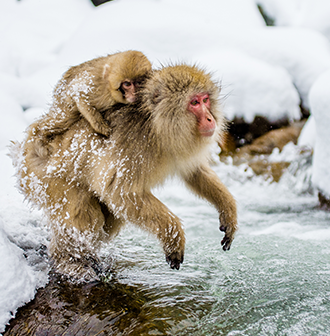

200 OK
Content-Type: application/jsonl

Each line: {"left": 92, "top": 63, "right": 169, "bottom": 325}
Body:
{"left": 121, "top": 80, "right": 136, "bottom": 103}
{"left": 188, "top": 93, "right": 216, "bottom": 137}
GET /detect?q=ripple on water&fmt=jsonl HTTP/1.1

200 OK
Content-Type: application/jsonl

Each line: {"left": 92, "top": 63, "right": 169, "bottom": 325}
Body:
{"left": 4, "top": 155, "right": 330, "bottom": 335}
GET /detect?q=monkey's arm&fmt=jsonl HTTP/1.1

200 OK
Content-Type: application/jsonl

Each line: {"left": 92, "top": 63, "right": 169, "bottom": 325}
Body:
{"left": 103, "top": 191, "right": 185, "bottom": 269}
{"left": 76, "top": 101, "right": 111, "bottom": 137}
{"left": 183, "top": 165, "right": 237, "bottom": 251}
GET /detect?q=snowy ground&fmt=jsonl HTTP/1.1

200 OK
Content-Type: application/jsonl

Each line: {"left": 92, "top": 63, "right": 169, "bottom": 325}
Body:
{"left": 1, "top": 0, "right": 330, "bottom": 333}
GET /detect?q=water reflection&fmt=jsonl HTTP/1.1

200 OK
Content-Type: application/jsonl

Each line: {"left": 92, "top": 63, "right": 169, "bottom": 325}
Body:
{"left": 5, "top": 270, "right": 216, "bottom": 335}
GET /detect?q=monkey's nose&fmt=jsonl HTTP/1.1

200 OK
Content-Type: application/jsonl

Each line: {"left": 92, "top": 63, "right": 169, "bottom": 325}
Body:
{"left": 199, "top": 113, "right": 216, "bottom": 137}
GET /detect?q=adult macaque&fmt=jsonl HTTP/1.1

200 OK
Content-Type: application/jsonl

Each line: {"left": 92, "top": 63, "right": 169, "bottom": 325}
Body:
{"left": 12, "top": 64, "right": 237, "bottom": 281}
{"left": 35, "top": 50, "right": 152, "bottom": 138}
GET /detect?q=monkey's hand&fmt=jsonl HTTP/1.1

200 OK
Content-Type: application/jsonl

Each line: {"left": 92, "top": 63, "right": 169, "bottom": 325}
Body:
{"left": 101, "top": 128, "right": 111, "bottom": 137}
{"left": 219, "top": 211, "right": 237, "bottom": 251}
{"left": 94, "top": 122, "right": 111, "bottom": 137}
{"left": 166, "top": 252, "right": 184, "bottom": 270}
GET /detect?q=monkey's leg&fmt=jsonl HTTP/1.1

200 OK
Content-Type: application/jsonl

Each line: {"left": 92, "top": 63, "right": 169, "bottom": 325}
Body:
{"left": 183, "top": 165, "right": 237, "bottom": 251}
{"left": 76, "top": 101, "right": 111, "bottom": 137}
{"left": 99, "top": 201, "right": 124, "bottom": 240}
{"left": 48, "top": 185, "right": 107, "bottom": 281}
{"left": 104, "top": 192, "right": 185, "bottom": 270}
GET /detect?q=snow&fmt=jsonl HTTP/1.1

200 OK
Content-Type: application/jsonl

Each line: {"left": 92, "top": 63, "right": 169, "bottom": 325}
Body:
{"left": 256, "top": 0, "right": 330, "bottom": 41}
{"left": 0, "top": 0, "right": 330, "bottom": 333}
{"left": 0, "top": 149, "right": 49, "bottom": 334}
{"left": 298, "top": 115, "right": 316, "bottom": 149}
{"left": 310, "top": 69, "right": 330, "bottom": 198}
{"left": 199, "top": 49, "right": 301, "bottom": 122}
{"left": 0, "top": 91, "right": 28, "bottom": 150}
{"left": 0, "top": 224, "right": 38, "bottom": 333}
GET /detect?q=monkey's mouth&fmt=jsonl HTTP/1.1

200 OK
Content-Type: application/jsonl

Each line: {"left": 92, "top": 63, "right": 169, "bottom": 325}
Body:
{"left": 199, "top": 128, "right": 215, "bottom": 137}
{"left": 125, "top": 94, "right": 136, "bottom": 103}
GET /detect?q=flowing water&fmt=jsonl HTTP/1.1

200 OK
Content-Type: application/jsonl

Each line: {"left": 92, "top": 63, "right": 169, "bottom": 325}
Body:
{"left": 5, "top": 147, "right": 330, "bottom": 335}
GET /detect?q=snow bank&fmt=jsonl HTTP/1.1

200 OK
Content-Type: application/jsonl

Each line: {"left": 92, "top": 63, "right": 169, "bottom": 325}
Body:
{"left": 256, "top": 0, "right": 330, "bottom": 41}
{"left": 0, "top": 0, "right": 93, "bottom": 65}
{"left": 198, "top": 49, "right": 300, "bottom": 122}
{"left": 0, "top": 149, "right": 49, "bottom": 334}
{"left": 217, "top": 27, "right": 330, "bottom": 110}
{"left": 0, "top": 224, "right": 39, "bottom": 334}
{"left": 310, "top": 70, "right": 330, "bottom": 198}
{"left": 0, "top": 73, "right": 49, "bottom": 110}
{"left": 0, "top": 91, "right": 28, "bottom": 150}
{"left": 2, "top": 0, "right": 330, "bottom": 119}
{"left": 0, "top": 0, "right": 94, "bottom": 111}
{"left": 29, "top": 0, "right": 330, "bottom": 120}
{"left": 298, "top": 115, "right": 315, "bottom": 149}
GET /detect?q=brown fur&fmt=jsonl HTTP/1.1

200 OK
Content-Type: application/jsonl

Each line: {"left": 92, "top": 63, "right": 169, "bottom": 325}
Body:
{"left": 35, "top": 50, "right": 152, "bottom": 139}
{"left": 11, "top": 64, "right": 237, "bottom": 281}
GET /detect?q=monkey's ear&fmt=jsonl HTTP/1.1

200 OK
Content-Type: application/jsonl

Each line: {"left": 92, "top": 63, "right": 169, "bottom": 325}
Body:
{"left": 103, "top": 64, "right": 110, "bottom": 79}
{"left": 152, "top": 89, "right": 162, "bottom": 105}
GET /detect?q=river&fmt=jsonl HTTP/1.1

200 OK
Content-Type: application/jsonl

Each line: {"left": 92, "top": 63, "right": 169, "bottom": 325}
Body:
{"left": 4, "top": 145, "right": 330, "bottom": 335}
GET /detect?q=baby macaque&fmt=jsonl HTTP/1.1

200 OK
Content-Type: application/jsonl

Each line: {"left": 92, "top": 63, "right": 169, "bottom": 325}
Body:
{"left": 37, "top": 50, "right": 152, "bottom": 138}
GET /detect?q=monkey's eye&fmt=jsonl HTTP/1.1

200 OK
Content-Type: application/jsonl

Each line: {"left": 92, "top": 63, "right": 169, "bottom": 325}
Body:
{"left": 122, "top": 81, "right": 132, "bottom": 88}
{"left": 190, "top": 100, "right": 199, "bottom": 106}
{"left": 203, "top": 97, "right": 209, "bottom": 103}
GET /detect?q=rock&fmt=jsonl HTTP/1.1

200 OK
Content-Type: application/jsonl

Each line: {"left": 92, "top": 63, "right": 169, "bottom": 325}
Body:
{"left": 4, "top": 271, "right": 201, "bottom": 335}
{"left": 91, "top": 0, "right": 112, "bottom": 6}
{"left": 249, "top": 160, "right": 290, "bottom": 183}
{"left": 236, "top": 121, "right": 305, "bottom": 156}
{"left": 4, "top": 274, "right": 149, "bottom": 336}
{"left": 220, "top": 121, "right": 306, "bottom": 182}
{"left": 318, "top": 192, "right": 330, "bottom": 211}
{"left": 226, "top": 115, "right": 290, "bottom": 148}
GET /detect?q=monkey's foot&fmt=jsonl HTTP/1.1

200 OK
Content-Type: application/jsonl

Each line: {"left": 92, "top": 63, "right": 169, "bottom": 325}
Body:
{"left": 219, "top": 225, "right": 235, "bottom": 251}
{"left": 166, "top": 252, "right": 184, "bottom": 270}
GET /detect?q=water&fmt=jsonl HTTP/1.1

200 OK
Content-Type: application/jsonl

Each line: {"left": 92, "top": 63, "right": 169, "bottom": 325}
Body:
{"left": 89, "top": 148, "right": 329, "bottom": 335}
{"left": 6, "top": 147, "right": 330, "bottom": 335}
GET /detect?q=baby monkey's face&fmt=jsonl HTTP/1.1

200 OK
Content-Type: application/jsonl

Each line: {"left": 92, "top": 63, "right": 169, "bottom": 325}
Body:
{"left": 119, "top": 77, "right": 145, "bottom": 103}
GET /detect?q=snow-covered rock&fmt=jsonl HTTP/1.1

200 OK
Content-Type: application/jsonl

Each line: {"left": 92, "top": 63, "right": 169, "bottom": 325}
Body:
{"left": 310, "top": 69, "right": 330, "bottom": 200}
{"left": 256, "top": 0, "right": 330, "bottom": 41}
{"left": 298, "top": 116, "right": 315, "bottom": 149}
{"left": 0, "top": 225, "right": 38, "bottom": 334}
{"left": 198, "top": 49, "right": 300, "bottom": 122}
{"left": 216, "top": 27, "right": 330, "bottom": 110}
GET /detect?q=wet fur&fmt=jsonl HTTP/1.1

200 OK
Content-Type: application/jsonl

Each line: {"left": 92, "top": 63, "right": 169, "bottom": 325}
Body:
{"left": 11, "top": 64, "right": 237, "bottom": 281}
